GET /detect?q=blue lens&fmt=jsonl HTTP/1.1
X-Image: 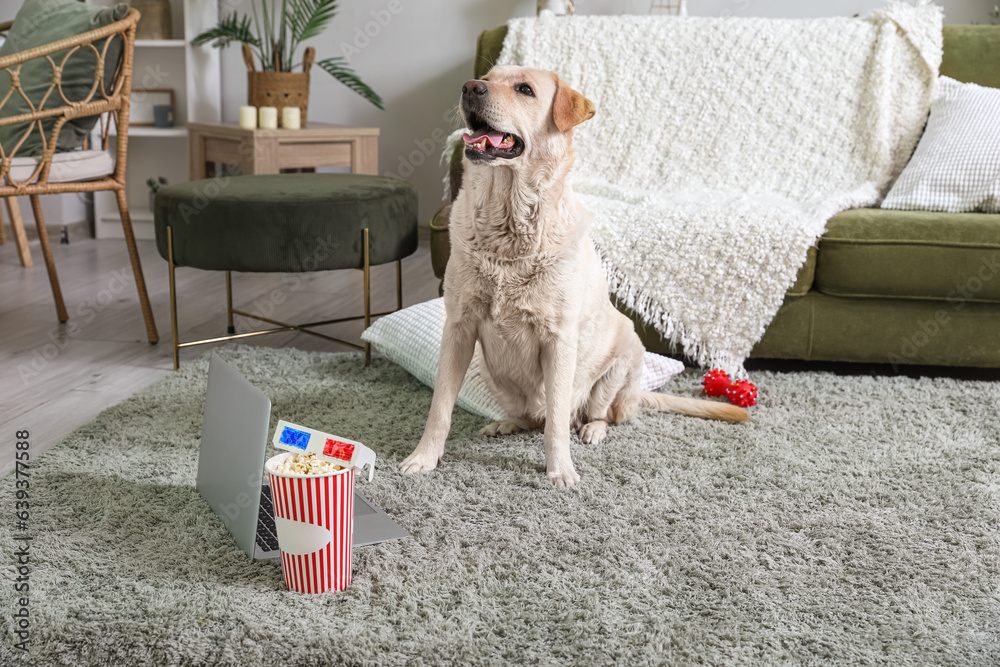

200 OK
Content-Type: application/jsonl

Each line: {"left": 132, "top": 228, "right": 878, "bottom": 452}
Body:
{"left": 279, "top": 427, "right": 310, "bottom": 450}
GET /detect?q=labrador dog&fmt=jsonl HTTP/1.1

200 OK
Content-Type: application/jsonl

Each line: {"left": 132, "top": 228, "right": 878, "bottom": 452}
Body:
{"left": 400, "top": 66, "right": 748, "bottom": 487}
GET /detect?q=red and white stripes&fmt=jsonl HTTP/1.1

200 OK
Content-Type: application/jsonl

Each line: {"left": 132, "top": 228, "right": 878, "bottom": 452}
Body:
{"left": 268, "top": 464, "right": 354, "bottom": 593}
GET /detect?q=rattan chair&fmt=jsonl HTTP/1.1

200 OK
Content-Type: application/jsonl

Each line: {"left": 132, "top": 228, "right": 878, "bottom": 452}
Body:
{"left": 0, "top": 8, "right": 157, "bottom": 343}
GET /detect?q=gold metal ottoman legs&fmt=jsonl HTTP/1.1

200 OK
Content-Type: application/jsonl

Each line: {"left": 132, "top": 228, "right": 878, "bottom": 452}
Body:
{"left": 167, "top": 226, "right": 402, "bottom": 371}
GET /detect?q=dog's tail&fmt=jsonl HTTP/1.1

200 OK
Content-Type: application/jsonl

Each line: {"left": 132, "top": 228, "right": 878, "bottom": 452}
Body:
{"left": 640, "top": 391, "right": 750, "bottom": 423}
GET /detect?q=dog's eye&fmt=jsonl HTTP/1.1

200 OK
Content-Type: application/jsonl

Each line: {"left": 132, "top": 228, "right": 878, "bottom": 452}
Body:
{"left": 516, "top": 83, "right": 534, "bottom": 97}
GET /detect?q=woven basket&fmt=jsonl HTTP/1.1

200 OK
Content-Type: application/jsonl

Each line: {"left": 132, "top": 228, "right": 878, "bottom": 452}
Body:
{"left": 244, "top": 45, "right": 314, "bottom": 128}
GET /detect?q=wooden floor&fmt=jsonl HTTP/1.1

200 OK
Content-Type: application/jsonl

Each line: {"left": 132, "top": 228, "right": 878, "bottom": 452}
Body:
{"left": 0, "top": 234, "right": 441, "bottom": 478}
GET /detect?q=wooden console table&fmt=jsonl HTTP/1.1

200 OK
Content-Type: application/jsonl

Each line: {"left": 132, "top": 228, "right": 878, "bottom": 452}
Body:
{"left": 188, "top": 122, "right": 379, "bottom": 179}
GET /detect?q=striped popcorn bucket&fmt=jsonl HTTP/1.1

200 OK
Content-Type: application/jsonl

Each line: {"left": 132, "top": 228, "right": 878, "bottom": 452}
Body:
{"left": 265, "top": 453, "right": 354, "bottom": 593}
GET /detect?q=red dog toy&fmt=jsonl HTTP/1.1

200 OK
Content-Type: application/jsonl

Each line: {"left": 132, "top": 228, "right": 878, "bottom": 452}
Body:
{"left": 702, "top": 368, "right": 732, "bottom": 397}
{"left": 702, "top": 369, "right": 758, "bottom": 407}
{"left": 726, "top": 379, "right": 758, "bottom": 408}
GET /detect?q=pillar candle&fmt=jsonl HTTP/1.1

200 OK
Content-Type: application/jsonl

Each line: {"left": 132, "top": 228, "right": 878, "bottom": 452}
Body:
{"left": 238, "top": 106, "right": 257, "bottom": 129}
{"left": 258, "top": 106, "right": 278, "bottom": 130}
{"left": 281, "top": 107, "right": 301, "bottom": 130}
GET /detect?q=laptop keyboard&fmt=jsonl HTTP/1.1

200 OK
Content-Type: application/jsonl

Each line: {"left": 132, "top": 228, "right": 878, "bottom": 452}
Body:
{"left": 255, "top": 487, "right": 280, "bottom": 553}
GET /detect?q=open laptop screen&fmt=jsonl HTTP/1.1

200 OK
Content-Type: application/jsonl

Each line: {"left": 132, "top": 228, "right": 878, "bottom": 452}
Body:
{"left": 196, "top": 354, "right": 273, "bottom": 559}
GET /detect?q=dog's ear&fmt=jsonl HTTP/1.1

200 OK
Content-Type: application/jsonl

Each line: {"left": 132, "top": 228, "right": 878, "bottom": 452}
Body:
{"left": 551, "top": 74, "right": 595, "bottom": 132}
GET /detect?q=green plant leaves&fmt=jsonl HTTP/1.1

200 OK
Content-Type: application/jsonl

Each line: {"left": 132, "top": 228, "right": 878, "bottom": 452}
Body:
{"left": 317, "top": 57, "right": 384, "bottom": 109}
{"left": 191, "top": 13, "right": 260, "bottom": 48}
{"left": 288, "top": 0, "right": 340, "bottom": 44}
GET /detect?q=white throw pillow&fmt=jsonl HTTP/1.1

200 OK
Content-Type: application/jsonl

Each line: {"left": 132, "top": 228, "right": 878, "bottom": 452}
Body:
{"left": 361, "top": 298, "right": 684, "bottom": 420}
{"left": 882, "top": 76, "right": 1000, "bottom": 213}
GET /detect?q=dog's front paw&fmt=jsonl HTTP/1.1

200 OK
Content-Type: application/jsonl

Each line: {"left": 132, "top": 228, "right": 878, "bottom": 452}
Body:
{"left": 399, "top": 450, "right": 440, "bottom": 475}
{"left": 545, "top": 466, "right": 581, "bottom": 488}
{"left": 479, "top": 420, "right": 524, "bottom": 437}
{"left": 579, "top": 420, "right": 609, "bottom": 445}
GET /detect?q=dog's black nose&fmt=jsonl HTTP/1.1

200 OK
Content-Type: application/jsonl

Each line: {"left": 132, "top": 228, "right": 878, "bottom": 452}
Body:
{"left": 462, "top": 80, "right": 488, "bottom": 97}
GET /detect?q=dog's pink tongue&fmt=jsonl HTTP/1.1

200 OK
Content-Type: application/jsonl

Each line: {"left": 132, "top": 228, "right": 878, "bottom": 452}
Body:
{"left": 462, "top": 129, "right": 505, "bottom": 147}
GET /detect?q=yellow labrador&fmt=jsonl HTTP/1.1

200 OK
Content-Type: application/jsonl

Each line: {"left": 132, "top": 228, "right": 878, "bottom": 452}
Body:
{"left": 400, "top": 66, "right": 748, "bottom": 487}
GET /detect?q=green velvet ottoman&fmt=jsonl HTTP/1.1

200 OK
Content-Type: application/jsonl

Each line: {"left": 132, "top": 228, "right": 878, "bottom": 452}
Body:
{"left": 153, "top": 174, "right": 418, "bottom": 369}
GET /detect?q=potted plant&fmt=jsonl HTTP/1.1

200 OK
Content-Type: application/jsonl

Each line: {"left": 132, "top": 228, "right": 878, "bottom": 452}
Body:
{"left": 192, "top": 0, "right": 383, "bottom": 127}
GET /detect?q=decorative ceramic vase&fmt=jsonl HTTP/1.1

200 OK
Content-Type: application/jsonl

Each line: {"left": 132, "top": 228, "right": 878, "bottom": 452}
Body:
{"left": 243, "top": 45, "right": 314, "bottom": 129}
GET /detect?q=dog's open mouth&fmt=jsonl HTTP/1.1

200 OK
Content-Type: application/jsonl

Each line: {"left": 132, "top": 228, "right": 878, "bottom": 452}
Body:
{"left": 462, "top": 115, "right": 524, "bottom": 160}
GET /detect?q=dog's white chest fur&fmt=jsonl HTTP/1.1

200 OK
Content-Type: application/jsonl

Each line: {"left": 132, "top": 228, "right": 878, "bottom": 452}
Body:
{"left": 452, "top": 170, "right": 580, "bottom": 333}
{"left": 468, "top": 249, "right": 563, "bottom": 327}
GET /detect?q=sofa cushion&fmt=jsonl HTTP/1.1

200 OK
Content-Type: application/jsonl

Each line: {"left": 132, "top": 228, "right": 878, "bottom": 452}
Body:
{"left": 815, "top": 208, "right": 1000, "bottom": 303}
{"left": 787, "top": 246, "right": 816, "bottom": 296}
{"left": 881, "top": 77, "right": 1000, "bottom": 213}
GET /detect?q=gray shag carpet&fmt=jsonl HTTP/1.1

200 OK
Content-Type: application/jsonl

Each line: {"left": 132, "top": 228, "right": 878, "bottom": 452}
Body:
{"left": 1, "top": 345, "right": 998, "bottom": 666}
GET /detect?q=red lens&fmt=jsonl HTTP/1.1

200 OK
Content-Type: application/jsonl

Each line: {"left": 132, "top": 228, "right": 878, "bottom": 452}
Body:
{"left": 323, "top": 438, "right": 355, "bottom": 461}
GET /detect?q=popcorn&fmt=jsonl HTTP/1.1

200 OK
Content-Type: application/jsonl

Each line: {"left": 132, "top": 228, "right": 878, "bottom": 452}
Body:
{"left": 273, "top": 453, "right": 344, "bottom": 476}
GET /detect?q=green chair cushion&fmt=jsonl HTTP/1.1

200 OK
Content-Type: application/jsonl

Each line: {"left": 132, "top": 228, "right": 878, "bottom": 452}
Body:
{"left": 815, "top": 208, "right": 1000, "bottom": 303}
{"left": 153, "top": 174, "right": 419, "bottom": 273}
{"left": 0, "top": 0, "right": 128, "bottom": 156}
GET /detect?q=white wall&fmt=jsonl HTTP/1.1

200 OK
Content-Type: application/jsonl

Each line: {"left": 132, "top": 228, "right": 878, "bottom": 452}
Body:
{"left": 216, "top": 0, "right": 988, "bottom": 223}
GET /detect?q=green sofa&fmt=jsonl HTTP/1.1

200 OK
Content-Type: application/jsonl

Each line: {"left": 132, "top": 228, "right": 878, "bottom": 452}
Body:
{"left": 430, "top": 25, "right": 1000, "bottom": 369}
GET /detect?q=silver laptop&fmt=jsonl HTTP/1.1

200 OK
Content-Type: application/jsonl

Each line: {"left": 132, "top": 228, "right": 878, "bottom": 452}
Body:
{"left": 196, "top": 353, "right": 410, "bottom": 560}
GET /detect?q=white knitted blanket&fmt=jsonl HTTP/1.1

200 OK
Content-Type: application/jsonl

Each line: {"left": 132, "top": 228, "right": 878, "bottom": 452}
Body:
{"left": 496, "top": 3, "right": 942, "bottom": 375}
